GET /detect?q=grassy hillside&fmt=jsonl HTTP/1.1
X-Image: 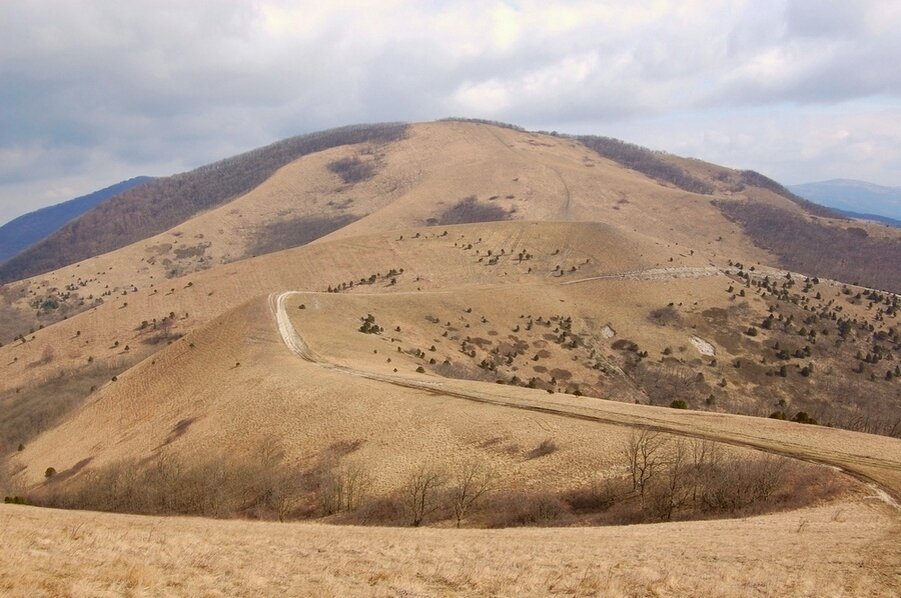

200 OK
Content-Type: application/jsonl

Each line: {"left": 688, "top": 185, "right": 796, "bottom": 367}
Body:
{"left": 10, "top": 288, "right": 888, "bottom": 516}
{"left": 718, "top": 200, "right": 901, "bottom": 293}
{"left": 3, "top": 121, "right": 897, "bottom": 299}
{"left": 0, "top": 116, "right": 898, "bottom": 596}
{"left": 0, "top": 219, "right": 896, "bottom": 476}
{"left": 0, "top": 121, "right": 771, "bottom": 343}
{"left": 4, "top": 223, "right": 898, "bottom": 498}
{"left": 0, "top": 124, "right": 407, "bottom": 283}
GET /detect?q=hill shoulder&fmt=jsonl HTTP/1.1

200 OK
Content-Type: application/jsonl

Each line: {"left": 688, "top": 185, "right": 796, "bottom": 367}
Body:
{"left": 0, "top": 177, "right": 152, "bottom": 264}
{"left": 0, "top": 124, "right": 408, "bottom": 283}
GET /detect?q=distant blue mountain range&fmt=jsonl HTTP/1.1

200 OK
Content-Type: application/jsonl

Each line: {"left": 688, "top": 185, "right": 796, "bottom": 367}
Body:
{"left": 830, "top": 208, "right": 900, "bottom": 228}
{"left": 0, "top": 176, "right": 152, "bottom": 265}
{"left": 788, "top": 179, "right": 901, "bottom": 225}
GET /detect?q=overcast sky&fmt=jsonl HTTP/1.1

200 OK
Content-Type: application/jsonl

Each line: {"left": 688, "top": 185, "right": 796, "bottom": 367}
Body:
{"left": 2, "top": 0, "right": 900, "bottom": 225}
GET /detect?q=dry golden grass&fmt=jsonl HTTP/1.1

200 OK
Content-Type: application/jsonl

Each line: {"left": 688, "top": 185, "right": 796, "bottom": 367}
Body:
{"left": 1, "top": 497, "right": 897, "bottom": 597}
{"left": 10, "top": 295, "right": 643, "bottom": 493}
{"left": 0, "top": 119, "right": 794, "bottom": 349}
{"left": 6, "top": 120, "right": 898, "bottom": 321}
{"left": 0, "top": 220, "right": 678, "bottom": 393}
{"left": 3, "top": 122, "right": 894, "bottom": 404}
{"left": 9, "top": 241, "right": 900, "bottom": 492}
{"left": 2, "top": 121, "right": 900, "bottom": 596}
{"left": 4, "top": 215, "right": 888, "bottom": 416}
{"left": 12, "top": 286, "right": 900, "bottom": 502}
{"left": 3, "top": 263, "right": 899, "bottom": 596}
{"left": 284, "top": 287, "right": 901, "bottom": 493}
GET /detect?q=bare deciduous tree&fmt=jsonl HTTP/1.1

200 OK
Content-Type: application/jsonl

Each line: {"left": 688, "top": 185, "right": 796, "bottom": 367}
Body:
{"left": 320, "top": 461, "right": 372, "bottom": 516}
{"left": 341, "top": 462, "right": 372, "bottom": 512}
{"left": 622, "top": 427, "right": 667, "bottom": 497}
{"left": 404, "top": 464, "right": 446, "bottom": 527}
{"left": 449, "top": 458, "right": 494, "bottom": 527}
{"left": 687, "top": 438, "right": 721, "bottom": 509}
{"left": 652, "top": 438, "right": 688, "bottom": 521}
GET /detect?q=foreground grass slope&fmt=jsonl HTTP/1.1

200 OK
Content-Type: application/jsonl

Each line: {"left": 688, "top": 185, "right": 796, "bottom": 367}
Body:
{"left": 1, "top": 496, "right": 897, "bottom": 597}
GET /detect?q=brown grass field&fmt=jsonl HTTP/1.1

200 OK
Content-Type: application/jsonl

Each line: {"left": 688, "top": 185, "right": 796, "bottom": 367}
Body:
{"left": 1, "top": 496, "right": 898, "bottom": 597}
{"left": 3, "top": 288, "right": 898, "bottom": 595}
{"left": 1, "top": 121, "right": 899, "bottom": 596}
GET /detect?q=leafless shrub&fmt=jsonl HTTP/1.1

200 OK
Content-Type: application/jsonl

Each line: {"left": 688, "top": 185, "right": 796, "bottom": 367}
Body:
{"left": 561, "top": 478, "right": 626, "bottom": 513}
{"left": 26, "top": 433, "right": 847, "bottom": 529}
{"left": 37, "top": 441, "right": 304, "bottom": 520}
{"left": 604, "top": 434, "right": 838, "bottom": 524}
{"left": 827, "top": 402, "right": 901, "bottom": 439}
{"left": 699, "top": 454, "right": 789, "bottom": 513}
{"left": 647, "top": 438, "right": 725, "bottom": 520}
{"left": 648, "top": 437, "right": 690, "bottom": 520}
{"left": 485, "top": 490, "right": 570, "bottom": 527}
{"left": 648, "top": 305, "right": 681, "bottom": 326}
{"left": 526, "top": 438, "right": 558, "bottom": 459}
{"left": 319, "top": 461, "right": 373, "bottom": 516}
{"left": 684, "top": 439, "right": 723, "bottom": 509}
{"left": 342, "top": 495, "right": 406, "bottom": 526}
{"left": 302, "top": 440, "right": 370, "bottom": 517}
{"left": 434, "top": 197, "right": 512, "bottom": 226}
{"left": 327, "top": 156, "right": 376, "bottom": 184}
{"left": 629, "top": 362, "right": 711, "bottom": 406}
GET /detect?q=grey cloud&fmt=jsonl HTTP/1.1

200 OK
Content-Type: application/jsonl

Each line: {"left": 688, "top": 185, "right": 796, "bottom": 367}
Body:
{"left": 784, "top": 0, "right": 869, "bottom": 38}
{"left": 708, "top": 0, "right": 901, "bottom": 106}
